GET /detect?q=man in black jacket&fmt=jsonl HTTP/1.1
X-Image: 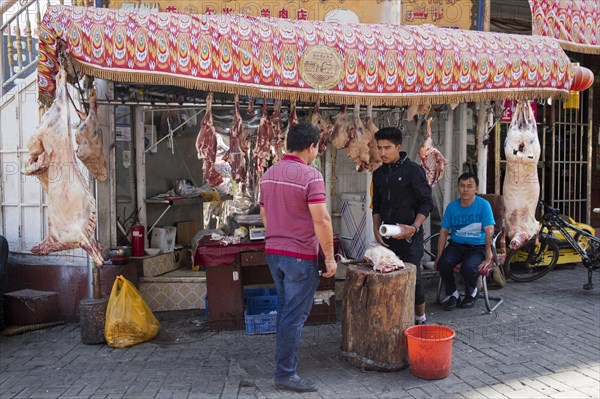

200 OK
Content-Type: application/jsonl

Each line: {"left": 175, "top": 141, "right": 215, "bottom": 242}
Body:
{"left": 372, "top": 127, "right": 433, "bottom": 325}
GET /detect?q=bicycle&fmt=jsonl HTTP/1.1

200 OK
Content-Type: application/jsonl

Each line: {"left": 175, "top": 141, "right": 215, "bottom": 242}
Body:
{"left": 503, "top": 200, "right": 600, "bottom": 289}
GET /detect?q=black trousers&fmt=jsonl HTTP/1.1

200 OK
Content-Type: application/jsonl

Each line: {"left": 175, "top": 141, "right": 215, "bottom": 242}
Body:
{"left": 438, "top": 241, "right": 486, "bottom": 296}
{"left": 384, "top": 232, "right": 425, "bottom": 306}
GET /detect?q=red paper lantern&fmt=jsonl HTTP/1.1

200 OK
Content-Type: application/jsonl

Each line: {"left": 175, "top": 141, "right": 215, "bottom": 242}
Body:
{"left": 570, "top": 65, "right": 594, "bottom": 92}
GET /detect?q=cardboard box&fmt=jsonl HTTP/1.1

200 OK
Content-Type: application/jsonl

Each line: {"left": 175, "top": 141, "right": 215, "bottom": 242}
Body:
{"left": 176, "top": 220, "right": 202, "bottom": 246}
{"left": 4, "top": 289, "right": 59, "bottom": 325}
{"left": 151, "top": 226, "right": 177, "bottom": 253}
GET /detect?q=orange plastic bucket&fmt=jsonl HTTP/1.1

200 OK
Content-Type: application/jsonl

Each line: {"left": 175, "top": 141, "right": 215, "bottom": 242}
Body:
{"left": 405, "top": 324, "right": 455, "bottom": 379}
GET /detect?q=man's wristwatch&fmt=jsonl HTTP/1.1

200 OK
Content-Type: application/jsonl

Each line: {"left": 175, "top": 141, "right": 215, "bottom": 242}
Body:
{"left": 410, "top": 224, "right": 419, "bottom": 235}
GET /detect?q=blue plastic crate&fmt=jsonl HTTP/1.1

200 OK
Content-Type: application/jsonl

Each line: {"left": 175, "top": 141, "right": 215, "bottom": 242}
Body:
{"left": 243, "top": 287, "right": 277, "bottom": 303}
{"left": 243, "top": 288, "right": 267, "bottom": 303}
{"left": 243, "top": 287, "right": 278, "bottom": 335}
{"left": 247, "top": 296, "right": 278, "bottom": 315}
{"left": 245, "top": 309, "right": 277, "bottom": 335}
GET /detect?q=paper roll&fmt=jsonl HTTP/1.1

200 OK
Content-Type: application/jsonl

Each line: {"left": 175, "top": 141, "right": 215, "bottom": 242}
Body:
{"left": 379, "top": 224, "right": 403, "bottom": 237}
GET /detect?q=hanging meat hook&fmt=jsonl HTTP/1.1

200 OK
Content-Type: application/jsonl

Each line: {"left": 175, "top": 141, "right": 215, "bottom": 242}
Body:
{"left": 432, "top": 106, "right": 447, "bottom": 147}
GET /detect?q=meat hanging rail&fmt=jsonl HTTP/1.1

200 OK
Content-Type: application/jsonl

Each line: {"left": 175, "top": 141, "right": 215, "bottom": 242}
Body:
{"left": 37, "top": 5, "right": 587, "bottom": 108}
{"left": 94, "top": 98, "right": 402, "bottom": 114}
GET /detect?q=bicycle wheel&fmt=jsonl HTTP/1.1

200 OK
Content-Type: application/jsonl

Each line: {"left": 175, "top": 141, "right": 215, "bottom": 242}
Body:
{"left": 422, "top": 233, "right": 439, "bottom": 261}
{"left": 504, "top": 237, "right": 560, "bottom": 282}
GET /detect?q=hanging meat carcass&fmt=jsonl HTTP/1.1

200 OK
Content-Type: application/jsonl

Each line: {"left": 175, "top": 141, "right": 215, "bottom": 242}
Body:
{"left": 196, "top": 93, "right": 215, "bottom": 158}
{"left": 22, "top": 66, "right": 103, "bottom": 266}
{"left": 346, "top": 104, "right": 371, "bottom": 172}
{"left": 312, "top": 103, "right": 333, "bottom": 156}
{"left": 270, "top": 100, "right": 284, "bottom": 160}
{"left": 223, "top": 95, "right": 246, "bottom": 185}
{"left": 503, "top": 101, "right": 541, "bottom": 250}
{"left": 254, "top": 101, "right": 274, "bottom": 174}
{"left": 406, "top": 103, "right": 431, "bottom": 121}
{"left": 277, "top": 100, "right": 298, "bottom": 163}
{"left": 364, "top": 244, "right": 406, "bottom": 273}
{"left": 240, "top": 128, "right": 251, "bottom": 154}
{"left": 364, "top": 105, "right": 382, "bottom": 172}
{"left": 419, "top": 118, "right": 448, "bottom": 187}
{"left": 331, "top": 105, "right": 354, "bottom": 149}
{"left": 246, "top": 97, "right": 255, "bottom": 116}
{"left": 196, "top": 93, "right": 223, "bottom": 187}
{"left": 75, "top": 86, "right": 108, "bottom": 182}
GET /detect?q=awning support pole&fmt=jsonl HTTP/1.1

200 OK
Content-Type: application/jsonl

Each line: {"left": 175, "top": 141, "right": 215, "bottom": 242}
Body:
{"left": 443, "top": 109, "right": 454, "bottom": 209}
{"left": 135, "top": 107, "right": 147, "bottom": 234}
{"left": 476, "top": 102, "right": 489, "bottom": 193}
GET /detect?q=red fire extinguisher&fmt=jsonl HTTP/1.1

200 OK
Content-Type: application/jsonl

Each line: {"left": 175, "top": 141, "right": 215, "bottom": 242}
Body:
{"left": 131, "top": 225, "right": 145, "bottom": 257}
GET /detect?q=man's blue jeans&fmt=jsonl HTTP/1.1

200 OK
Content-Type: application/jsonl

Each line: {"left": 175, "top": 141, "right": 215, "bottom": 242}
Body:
{"left": 266, "top": 254, "right": 320, "bottom": 380}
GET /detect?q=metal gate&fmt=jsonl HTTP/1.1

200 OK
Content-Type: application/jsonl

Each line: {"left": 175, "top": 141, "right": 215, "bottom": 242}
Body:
{"left": 551, "top": 89, "right": 593, "bottom": 224}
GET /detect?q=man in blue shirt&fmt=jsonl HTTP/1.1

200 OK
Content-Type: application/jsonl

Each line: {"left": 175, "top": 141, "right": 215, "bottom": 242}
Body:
{"left": 435, "top": 173, "right": 495, "bottom": 310}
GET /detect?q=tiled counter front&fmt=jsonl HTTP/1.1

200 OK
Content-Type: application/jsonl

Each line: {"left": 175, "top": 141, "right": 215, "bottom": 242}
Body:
{"left": 139, "top": 273, "right": 206, "bottom": 312}
{"left": 133, "top": 249, "right": 190, "bottom": 277}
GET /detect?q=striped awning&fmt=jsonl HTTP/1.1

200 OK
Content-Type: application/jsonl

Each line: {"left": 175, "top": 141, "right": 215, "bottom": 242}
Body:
{"left": 38, "top": 5, "right": 577, "bottom": 107}
{"left": 529, "top": 0, "right": 600, "bottom": 55}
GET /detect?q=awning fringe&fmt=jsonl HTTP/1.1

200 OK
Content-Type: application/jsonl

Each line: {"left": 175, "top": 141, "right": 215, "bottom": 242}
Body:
{"left": 45, "top": 57, "right": 568, "bottom": 109}
{"left": 37, "top": 5, "right": 574, "bottom": 107}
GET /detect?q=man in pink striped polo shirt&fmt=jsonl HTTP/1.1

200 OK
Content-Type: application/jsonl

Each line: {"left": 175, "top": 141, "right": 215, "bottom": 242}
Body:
{"left": 260, "top": 122, "right": 336, "bottom": 393}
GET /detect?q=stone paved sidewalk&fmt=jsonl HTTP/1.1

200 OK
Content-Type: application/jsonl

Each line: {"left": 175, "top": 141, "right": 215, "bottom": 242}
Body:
{"left": 1, "top": 265, "right": 599, "bottom": 399}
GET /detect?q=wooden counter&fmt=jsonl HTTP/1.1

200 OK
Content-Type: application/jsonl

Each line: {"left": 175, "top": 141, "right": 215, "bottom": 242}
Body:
{"left": 195, "top": 237, "right": 338, "bottom": 331}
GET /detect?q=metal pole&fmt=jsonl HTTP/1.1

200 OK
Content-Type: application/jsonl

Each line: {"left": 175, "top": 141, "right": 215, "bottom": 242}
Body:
{"left": 587, "top": 86, "right": 593, "bottom": 225}
{"left": 147, "top": 204, "right": 171, "bottom": 234}
{"left": 483, "top": 0, "right": 491, "bottom": 32}
{"left": 458, "top": 104, "right": 468, "bottom": 176}
{"left": 0, "top": 59, "right": 3, "bottom": 99}
{"left": 550, "top": 100, "right": 556, "bottom": 207}
{"left": 87, "top": 253, "right": 93, "bottom": 298}
{"left": 135, "top": 107, "right": 147, "bottom": 231}
{"left": 495, "top": 121, "right": 501, "bottom": 195}
{"left": 443, "top": 109, "right": 454, "bottom": 209}
{"left": 476, "top": 102, "right": 488, "bottom": 193}
{"left": 477, "top": 0, "right": 485, "bottom": 31}
{"left": 0, "top": 8, "right": 4, "bottom": 100}
{"left": 94, "top": 99, "right": 401, "bottom": 113}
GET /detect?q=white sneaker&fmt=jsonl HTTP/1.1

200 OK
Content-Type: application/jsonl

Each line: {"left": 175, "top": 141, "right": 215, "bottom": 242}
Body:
{"left": 422, "top": 261, "right": 435, "bottom": 270}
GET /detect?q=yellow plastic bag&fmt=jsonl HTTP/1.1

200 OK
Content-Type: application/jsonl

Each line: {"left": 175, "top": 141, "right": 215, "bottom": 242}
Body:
{"left": 105, "top": 275, "right": 160, "bottom": 348}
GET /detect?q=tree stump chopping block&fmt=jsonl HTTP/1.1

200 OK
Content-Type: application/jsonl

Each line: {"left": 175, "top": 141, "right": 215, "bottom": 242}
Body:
{"left": 341, "top": 262, "right": 416, "bottom": 371}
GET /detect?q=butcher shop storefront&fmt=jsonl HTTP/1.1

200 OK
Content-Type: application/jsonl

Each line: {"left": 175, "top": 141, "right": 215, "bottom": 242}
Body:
{"left": 1, "top": 3, "right": 595, "bottom": 323}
